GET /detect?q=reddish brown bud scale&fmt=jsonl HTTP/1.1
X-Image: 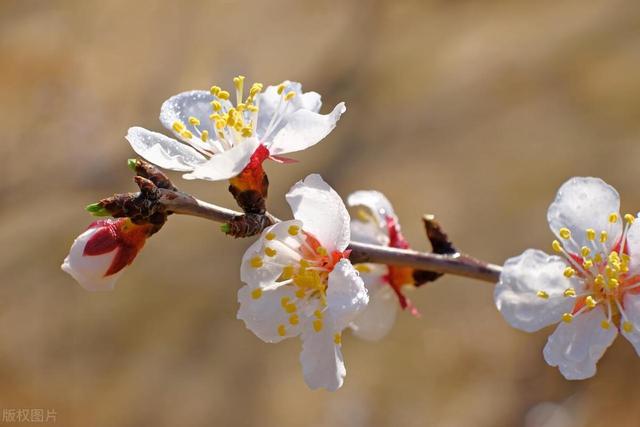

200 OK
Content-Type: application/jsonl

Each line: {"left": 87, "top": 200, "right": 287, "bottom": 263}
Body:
{"left": 228, "top": 144, "right": 270, "bottom": 214}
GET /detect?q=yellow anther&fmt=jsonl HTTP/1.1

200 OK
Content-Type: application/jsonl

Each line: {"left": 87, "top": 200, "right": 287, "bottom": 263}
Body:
{"left": 536, "top": 290, "right": 549, "bottom": 299}
{"left": 594, "top": 253, "right": 603, "bottom": 263}
{"left": 278, "top": 324, "right": 286, "bottom": 337}
{"left": 227, "top": 114, "right": 236, "bottom": 127}
{"left": 247, "top": 104, "right": 259, "bottom": 112}
{"left": 217, "top": 131, "right": 225, "bottom": 139}
{"left": 608, "top": 278, "right": 619, "bottom": 289}
{"left": 265, "top": 232, "right": 276, "bottom": 241}
{"left": 277, "top": 83, "right": 285, "bottom": 95}
{"left": 600, "top": 231, "right": 608, "bottom": 243}
{"left": 563, "top": 288, "right": 576, "bottom": 297}
{"left": 562, "top": 313, "right": 574, "bottom": 323}
{"left": 623, "top": 321, "right": 634, "bottom": 333}
{"left": 586, "top": 228, "right": 596, "bottom": 241}
{"left": 210, "top": 85, "right": 221, "bottom": 96}
{"left": 295, "top": 288, "right": 305, "bottom": 298}
{"left": 314, "top": 309, "right": 323, "bottom": 319}
{"left": 188, "top": 116, "right": 200, "bottom": 126}
{"left": 559, "top": 228, "right": 571, "bottom": 239}
{"left": 585, "top": 295, "right": 597, "bottom": 308}
{"left": 334, "top": 333, "right": 342, "bottom": 345}
{"left": 552, "top": 240, "right": 562, "bottom": 253}
{"left": 233, "top": 75, "right": 245, "bottom": 90}
{"left": 289, "top": 314, "right": 299, "bottom": 325}
{"left": 215, "top": 120, "right": 225, "bottom": 130}
{"left": 285, "top": 91, "right": 296, "bottom": 101}
{"left": 601, "top": 320, "right": 611, "bottom": 330}
{"left": 594, "top": 274, "right": 605, "bottom": 286}
{"left": 181, "top": 130, "right": 193, "bottom": 139}
{"left": 313, "top": 319, "right": 323, "bottom": 332}
{"left": 281, "top": 265, "right": 294, "bottom": 280}
{"left": 264, "top": 247, "right": 277, "bottom": 257}
{"left": 251, "top": 288, "right": 263, "bottom": 299}
{"left": 211, "top": 100, "right": 222, "bottom": 111}
{"left": 200, "top": 130, "right": 209, "bottom": 142}
{"left": 241, "top": 128, "right": 253, "bottom": 138}
{"left": 280, "top": 297, "right": 290, "bottom": 308}
{"left": 217, "top": 90, "right": 230, "bottom": 100}
{"left": 609, "top": 213, "right": 619, "bottom": 223}
{"left": 316, "top": 246, "right": 328, "bottom": 256}
{"left": 299, "top": 259, "right": 310, "bottom": 269}
{"left": 288, "top": 225, "right": 300, "bottom": 236}
{"left": 625, "top": 214, "right": 636, "bottom": 224}
{"left": 250, "top": 256, "right": 263, "bottom": 269}
{"left": 563, "top": 267, "right": 575, "bottom": 278}
{"left": 237, "top": 103, "right": 246, "bottom": 111}
{"left": 172, "top": 121, "right": 186, "bottom": 132}
{"left": 249, "top": 83, "right": 263, "bottom": 96}
{"left": 355, "top": 264, "right": 371, "bottom": 273}
{"left": 583, "top": 259, "right": 593, "bottom": 269}
{"left": 284, "top": 303, "right": 297, "bottom": 314}
{"left": 581, "top": 246, "right": 591, "bottom": 257}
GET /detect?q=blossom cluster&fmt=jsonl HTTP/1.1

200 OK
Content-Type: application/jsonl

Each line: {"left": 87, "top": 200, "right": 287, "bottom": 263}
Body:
{"left": 62, "top": 75, "right": 639, "bottom": 389}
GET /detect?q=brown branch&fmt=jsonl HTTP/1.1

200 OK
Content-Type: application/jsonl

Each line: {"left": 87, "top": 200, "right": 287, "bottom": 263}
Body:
{"left": 156, "top": 189, "right": 502, "bottom": 283}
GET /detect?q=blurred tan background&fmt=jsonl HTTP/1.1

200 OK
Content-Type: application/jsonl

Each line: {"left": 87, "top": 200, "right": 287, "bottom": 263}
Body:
{"left": 2, "top": 0, "right": 640, "bottom": 426}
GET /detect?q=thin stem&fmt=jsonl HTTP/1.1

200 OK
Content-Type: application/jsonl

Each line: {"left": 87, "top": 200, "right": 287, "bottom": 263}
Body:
{"left": 158, "top": 189, "right": 502, "bottom": 283}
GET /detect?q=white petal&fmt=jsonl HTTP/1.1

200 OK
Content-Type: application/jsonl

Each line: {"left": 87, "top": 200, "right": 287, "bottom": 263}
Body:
{"left": 621, "top": 292, "right": 640, "bottom": 356}
{"left": 183, "top": 138, "right": 260, "bottom": 181}
{"left": 326, "top": 260, "right": 369, "bottom": 331}
{"left": 159, "top": 90, "right": 230, "bottom": 137}
{"left": 543, "top": 306, "right": 617, "bottom": 380}
{"left": 61, "top": 228, "right": 122, "bottom": 292}
{"left": 240, "top": 220, "right": 304, "bottom": 288}
{"left": 624, "top": 219, "right": 640, "bottom": 274}
{"left": 237, "top": 284, "right": 301, "bottom": 343}
{"left": 350, "top": 269, "right": 398, "bottom": 341}
{"left": 299, "top": 317, "right": 345, "bottom": 391}
{"left": 268, "top": 102, "right": 346, "bottom": 156}
{"left": 348, "top": 190, "right": 397, "bottom": 246}
{"left": 255, "top": 81, "right": 321, "bottom": 138}
{"left": 547, "top": 177, "right": 621, "bottom": 251}
{"left": 286, "top": 174, "right": 350, "bottom": 252}
{"left": 126, "top": 127, "right": 207, "bottom": 172}
{"left": 495, "top": 249, "right": 583, "bottom": 333}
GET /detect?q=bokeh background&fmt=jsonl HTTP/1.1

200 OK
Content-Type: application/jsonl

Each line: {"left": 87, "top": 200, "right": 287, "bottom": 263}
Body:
{"left": 2, "top": 0, "right": 640, "bottom": 426}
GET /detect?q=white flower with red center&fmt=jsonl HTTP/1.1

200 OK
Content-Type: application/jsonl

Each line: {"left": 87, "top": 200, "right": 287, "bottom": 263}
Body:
{"left": 126, "top": 76, "right": 346, "bottom": 181}
{"left": 62, "top": 218, "right": 152, "bottom": 291}
{"left": 495, "top": 177, "right": 640, "bottom": 379}
{"left": 346, "top": 191, "right": 418, "bottom": 341}
{"left": 237, "top": 174, "right": 368, "bottom": 391}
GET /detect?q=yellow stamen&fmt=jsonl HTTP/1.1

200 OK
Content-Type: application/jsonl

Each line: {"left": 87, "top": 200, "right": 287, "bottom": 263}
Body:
{"left": 250, "top": 256, "right": 263, "bottom": 269}
{"left": 181, "top": 130, "right": 193, "bottom": 139}
{"left": 536, "top": 290, "right": 549, "bottom": 299}
{"left": 284, "top": 303, "right": 297, "bottom": 314}
{"left": 609, "top": 213, "right": 619, "bottom": 223}
{"left": 600, "top": 231, "right": 608, "bottom": 243}
{"left": 608, "top": 278, "right": 619, "bottom": 289}
{"left": 594, "top": 274, "right": 605, "bottom": 287}
{"left": 586, "top": 228, "right": 596, "bottom": 241}
{"left": 251, "top": 288, "right": 262, "bottom": 299}
{"left": 316, "top": 246, "right": 328, "bottom": 256}
{"left": 288, "top": 225, "right": 300, "bottom": 236}
{"left": 563, "top": 267, "right": 575, "bottom": 278}
{"left": 581, "top": 246, "right": 591, "bottom": 257}
{"left": 583, "top": 259, "right": 593, "bottom": 269}
{"left": 334, "top": 333, "right": 342, "bottom": 345}
{"left": 280, "top": 297, "right": 290, "bottom": 308}
{"left": 552, "top": 240, "right": 562, "bottom": 253}
{"left": 601, "top": 320, "right": 611, "bottom": 330}
{"left": 264, "top": 247, "right": 277, "bottom": 257}
{"left": 313, "top": 319, "right": 323, "bottom": 332}
{"left": 277, "top": 324, "right": 286, "bottom": 337}
{"left": 281, "top": 265, "right": 294, "bottom": 280}
{"left": 188, "top": 116, "right": 200, "bottom": 126}
{"left": 265, "top": 232, "right": 276, "bottom": 241}
{"left": 200, "top": 130, "right": 209, "bottom": 142}
{"left": 563, "top": 288, "right": 576, "bottom": 297}
{"left": 559, "top": 228, "right": 571, "bottom": 239}
{"left": 211, "top": 100, "right": 222, "bottom": 111}
{"left": 314, "top": 309, "right": 323, "bottom": 319}
{"left": 295, "top": 288, "right": 305, "bottom": 298}
{"left": 217, "top": 90, "right": 230, "bottom": 100}
{"left": 289, "top": 314, "right": 299, "bottom": 325}
{"left": 172, "top": 121, "right": 185, "bottom": 132}
{"left": 277, "top": 83, "right": 285, "bottom": 95}
{"left": 562, "top": 313, "right": 573, "bottom": 323}
{"left": 625, "top": 214, "right": 636, "bottom": 224}
{"left": 585, "top": 295, "right": 597, "bottom": 308}
{"left": 210, "top": 86, "right": 221, "bottom": 96}
{"left": 623, "top": 321, "right": 634, "bottom": 333}
{"left": 285, "top": 91, "right": 296, "bottom": 101}
{"left": 594, "top": 253, "right": 603, "bottom": 263}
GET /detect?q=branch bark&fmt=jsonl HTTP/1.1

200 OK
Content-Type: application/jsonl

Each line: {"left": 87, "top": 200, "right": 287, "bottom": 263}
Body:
{"left": 157, "top": 189, "right": 502, "bottom": 283}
